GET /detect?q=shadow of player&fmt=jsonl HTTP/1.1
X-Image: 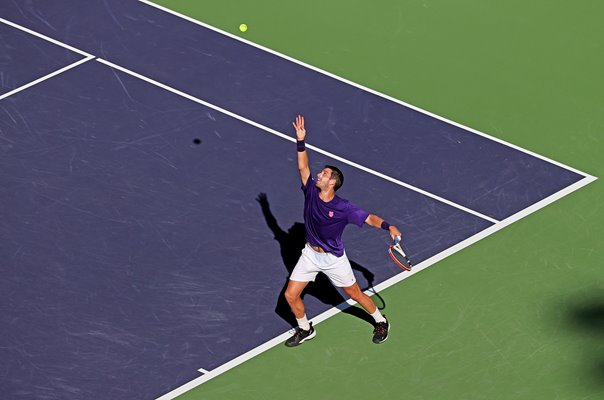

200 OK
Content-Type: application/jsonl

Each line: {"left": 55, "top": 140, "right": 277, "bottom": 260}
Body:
{"left": 256, "top": 192, "right": 384, "bottom": 328}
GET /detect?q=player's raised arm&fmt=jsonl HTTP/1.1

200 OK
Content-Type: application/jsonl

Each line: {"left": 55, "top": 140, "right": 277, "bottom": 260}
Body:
{"left": 293, "top": 115, "right": 310, "bottom": 186}
{"left": 365, "top": 214, "right": 401, "bottom": 241}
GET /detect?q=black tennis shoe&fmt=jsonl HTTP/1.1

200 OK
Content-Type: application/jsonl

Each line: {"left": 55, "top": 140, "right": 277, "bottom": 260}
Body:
{"left": 285, "top": 322, "right": 316, "bottom": 347}
{"left": 372, "top": 317, "right": 390, "bottom": 344}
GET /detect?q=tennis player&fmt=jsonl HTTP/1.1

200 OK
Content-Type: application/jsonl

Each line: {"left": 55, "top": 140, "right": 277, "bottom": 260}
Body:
{"left": 285, "top": 115, "right": 401, "bottom": 346}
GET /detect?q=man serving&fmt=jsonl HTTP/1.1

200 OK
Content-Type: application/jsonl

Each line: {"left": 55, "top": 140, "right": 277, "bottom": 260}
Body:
{"left": 284, "top": 115, "right": 401, "bottom": 346}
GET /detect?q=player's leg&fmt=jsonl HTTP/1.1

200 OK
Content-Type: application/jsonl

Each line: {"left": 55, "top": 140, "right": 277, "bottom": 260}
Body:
{"left": 342, "top": 283, "right": 390, "bottom": 344}
{"left": 341, "top": 282, "right": 377, "bottom": 314}
{"left": 284, "top": 248, "right": 319, "bottom": 347}
{"left": 284, "top": 279, "right": 316, "bottom": 347}
{"left": 284, "top": 279, "right": 309, "bottom": 319}
{"left": 286, "top": 247, "right": 319, "bottom": 321}
{"left": 324, "top": 253, "right": 391, "bottom": 344}
{"left": 322, "top": 254, "right": 375, "bottom": 314}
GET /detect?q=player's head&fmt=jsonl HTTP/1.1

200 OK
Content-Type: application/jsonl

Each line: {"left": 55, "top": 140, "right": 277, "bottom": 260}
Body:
{"left": 317, "top": 165, "right": 344, "bottom": 192}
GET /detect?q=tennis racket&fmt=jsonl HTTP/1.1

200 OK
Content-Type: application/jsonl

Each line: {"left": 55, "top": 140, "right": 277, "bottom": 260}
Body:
{"left": 388, "top": 235, "right": 413, "bottom": 271}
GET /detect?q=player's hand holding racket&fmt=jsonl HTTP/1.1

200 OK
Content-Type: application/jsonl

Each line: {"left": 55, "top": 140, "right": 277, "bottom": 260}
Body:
{"left": 389, "top": 235, "right": 413, "bottom": 271}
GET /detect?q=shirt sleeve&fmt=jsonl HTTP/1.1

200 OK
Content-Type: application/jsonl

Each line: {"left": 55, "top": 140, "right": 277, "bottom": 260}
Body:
{"left": 347, "top": 201, "right": 370, "bottom": 227}
{"left": 302, "top": 176, "right": 314, "bottom": 194}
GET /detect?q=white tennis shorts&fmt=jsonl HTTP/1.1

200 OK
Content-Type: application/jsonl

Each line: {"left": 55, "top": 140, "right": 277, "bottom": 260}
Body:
{"left": 290, "top": 244, "right": 357, "bottom": 287}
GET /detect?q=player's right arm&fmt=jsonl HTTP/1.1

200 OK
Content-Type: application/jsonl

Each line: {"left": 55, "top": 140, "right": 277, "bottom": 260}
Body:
{"left": 293, "top": 115, "right": 310, "bottom": 187}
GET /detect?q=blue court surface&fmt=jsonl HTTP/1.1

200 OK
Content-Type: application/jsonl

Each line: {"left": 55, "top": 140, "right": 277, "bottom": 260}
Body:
{"left": 0, "top": 1, "right": 593, "bottom": 399}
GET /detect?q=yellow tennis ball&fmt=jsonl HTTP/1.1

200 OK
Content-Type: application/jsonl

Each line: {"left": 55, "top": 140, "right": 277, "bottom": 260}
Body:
{"left": 239, "top": 23, "right": 248, "bottom": 32}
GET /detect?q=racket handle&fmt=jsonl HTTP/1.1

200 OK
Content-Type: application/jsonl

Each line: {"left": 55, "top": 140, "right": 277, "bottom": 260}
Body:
{"left": 394, "top": 235, "right": 401, "bottom": 245}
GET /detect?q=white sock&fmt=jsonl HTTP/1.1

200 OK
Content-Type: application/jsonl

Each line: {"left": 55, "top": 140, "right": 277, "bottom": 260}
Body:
{"left": 296, "top": 314, "right": 311, "bottom": 331}
{"left": 370, "top": 308, "right": 386, "bottom": 324}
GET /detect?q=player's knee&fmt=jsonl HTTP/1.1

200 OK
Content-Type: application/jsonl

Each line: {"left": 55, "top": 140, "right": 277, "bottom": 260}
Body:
{"left": 344, "top": 286, "right": 362, "bottom": 301}
{"left": 284, "top": 289, "right": 299, "bottom": 304}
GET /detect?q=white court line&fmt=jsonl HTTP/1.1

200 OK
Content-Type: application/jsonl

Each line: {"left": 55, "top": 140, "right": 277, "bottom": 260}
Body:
{"left": 139, "top": 0, "right": 594, "bottom": 180}
{"left": 0, "top": 17, "right": 95, "bottom": 101}
{"left": 156, "top": 174, "right": 596, "bottom": 400}
{"left": 0, "top": 56, "right": 95, "bottom": 101}
{"left": 0, "top": 17, "right": 93, "bottom": 58}
{"left": 96, "top": 58, "right": 499, "bottom": 224}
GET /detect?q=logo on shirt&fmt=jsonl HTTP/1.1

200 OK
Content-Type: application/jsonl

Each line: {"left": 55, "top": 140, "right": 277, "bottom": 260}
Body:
{"left": 328, "top": 211, "right": 334, "bottom": 218}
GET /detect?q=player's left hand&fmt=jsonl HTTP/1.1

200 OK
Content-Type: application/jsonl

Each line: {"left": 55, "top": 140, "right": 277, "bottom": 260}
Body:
{"left": 292, "top": 115, "right": 306, "bottom": 141}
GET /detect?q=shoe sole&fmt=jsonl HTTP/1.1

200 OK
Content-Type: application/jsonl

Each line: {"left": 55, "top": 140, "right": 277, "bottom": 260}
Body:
{"left": 302, "top": 329, "right": 316, "bottom": 343}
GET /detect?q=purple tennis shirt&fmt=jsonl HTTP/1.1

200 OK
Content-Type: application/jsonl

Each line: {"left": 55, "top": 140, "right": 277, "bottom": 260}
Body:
{"left": 302, "top": 176, "right": 369, "bottom": 257}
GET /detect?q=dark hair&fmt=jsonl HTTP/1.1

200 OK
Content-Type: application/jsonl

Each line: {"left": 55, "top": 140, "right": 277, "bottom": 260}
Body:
{"left": 325, "top": 165, "right": 344, "bottom": 191}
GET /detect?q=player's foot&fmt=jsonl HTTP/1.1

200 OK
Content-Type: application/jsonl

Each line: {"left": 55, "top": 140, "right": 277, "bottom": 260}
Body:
{"left": 372, "top": 317, "right": 390, "bottom": 344}
{"left": 285, "top": 322, "right": 316, "bottom": 347}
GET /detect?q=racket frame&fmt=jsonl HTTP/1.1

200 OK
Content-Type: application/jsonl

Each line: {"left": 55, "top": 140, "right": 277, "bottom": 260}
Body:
{"left": 388, "top": 243, "right": 412, "bottom": 271}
